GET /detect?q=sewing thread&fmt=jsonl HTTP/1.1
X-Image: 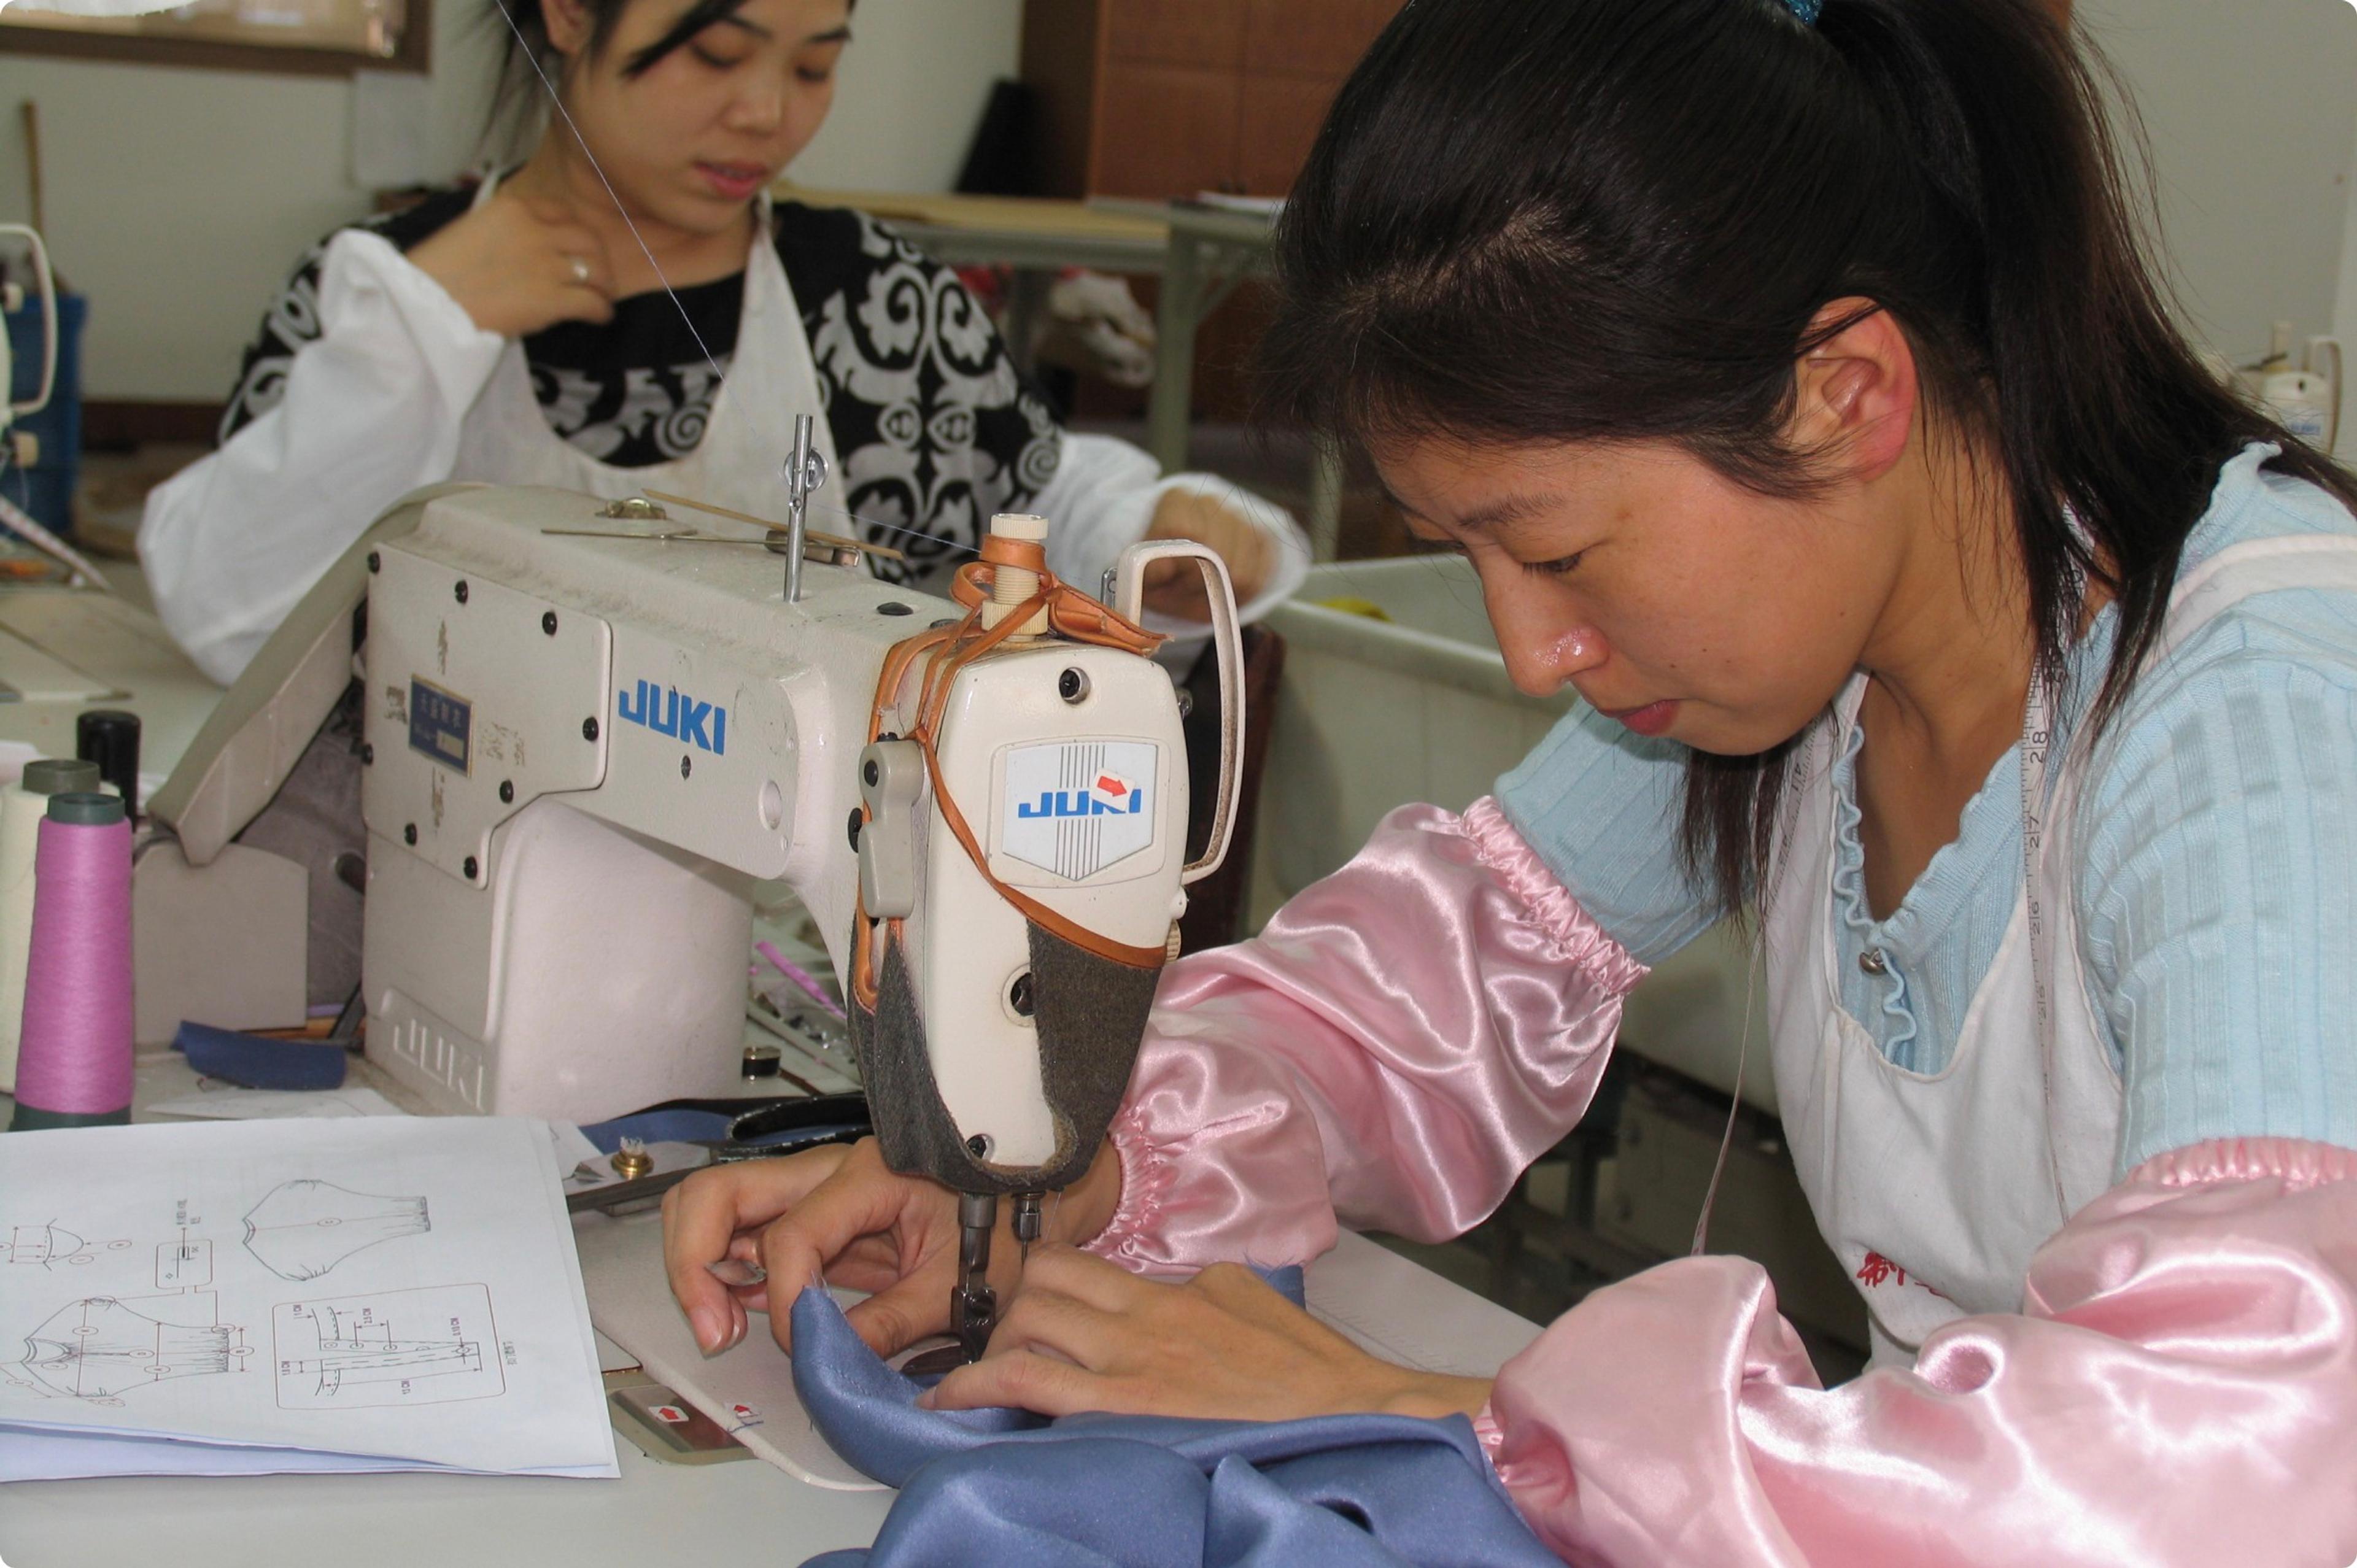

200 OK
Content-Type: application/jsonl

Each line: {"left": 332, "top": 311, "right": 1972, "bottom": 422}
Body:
{"left": 0, "top": 759, "right": 103, "bottom": 1094}
{"left": 10, "top": 792, "right": 134, "bottom": 1129}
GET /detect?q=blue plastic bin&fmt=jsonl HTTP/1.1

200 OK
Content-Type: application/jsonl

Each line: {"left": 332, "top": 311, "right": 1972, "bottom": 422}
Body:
{"left": 4, "top": 290, "right": 85, "bottom": 538}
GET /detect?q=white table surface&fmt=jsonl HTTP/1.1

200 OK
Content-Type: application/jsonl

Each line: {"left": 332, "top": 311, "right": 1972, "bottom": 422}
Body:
{"left": 1, "top": 1063, "right": 1543, "bottom": 1568}
{"left": 0, "top": 1431, "right": 900, "bottom": 1567}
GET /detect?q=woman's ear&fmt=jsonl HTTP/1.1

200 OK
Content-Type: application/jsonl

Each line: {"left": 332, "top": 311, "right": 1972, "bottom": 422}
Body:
{"left": 1789, "top": 298, "right": 1918, "bottom": 485}
{"left": 540, "top": 0, "right": 595, "bottom": 59}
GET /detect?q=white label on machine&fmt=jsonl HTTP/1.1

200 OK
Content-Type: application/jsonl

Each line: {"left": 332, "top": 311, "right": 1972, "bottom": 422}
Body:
{"left": 997, "top": 740, "right": 1160, "bottom": 882}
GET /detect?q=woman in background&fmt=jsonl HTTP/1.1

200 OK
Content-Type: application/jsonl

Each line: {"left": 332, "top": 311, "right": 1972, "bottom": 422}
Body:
{"left": 141, "top": 0, "right": 1302, "bottom": 684}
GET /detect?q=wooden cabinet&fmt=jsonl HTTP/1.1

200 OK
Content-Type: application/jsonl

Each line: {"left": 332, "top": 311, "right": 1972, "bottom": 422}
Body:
{"left": 1022, "top": 0, "right": 1401, "bottom": 199}
{"left": 1105, "top": 0, "right": 1245, "bottom": 70}
{"left": 1026, "top": 0, "right": 2072, "bottom": 199}
{"left": 1093, "top": 61, "right": 1241, "bottom": 199}
{"left": 1242, "top": 0, "right": 1392, "bottom": 76}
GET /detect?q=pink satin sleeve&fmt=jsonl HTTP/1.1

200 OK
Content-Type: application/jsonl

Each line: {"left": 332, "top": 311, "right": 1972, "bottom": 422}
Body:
{"left": 1086, "top": 797, "right": 1648, "bottom": 1275}
{"left": 1485, "top": 1137, "right": 2357, "bottom": 1567}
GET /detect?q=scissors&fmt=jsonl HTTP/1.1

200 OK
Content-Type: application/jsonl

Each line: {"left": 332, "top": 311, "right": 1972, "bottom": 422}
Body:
{"left": 563, "top": 1092, "right": 870, "bottom": 1215}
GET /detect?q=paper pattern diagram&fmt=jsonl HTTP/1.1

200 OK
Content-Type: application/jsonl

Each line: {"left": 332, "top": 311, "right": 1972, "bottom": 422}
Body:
{"left": 273, "top": 1283, "right": 505, "bottom": 1409}
{"left": 0, "top": 1118, "right": 618, "bottom": 1481}
{"left": 7, "top": 1292, "right": 252, "bottom": 1402}
{"left": 6, "top": 1224, "right": 132, "bottom": 1269}
{"left": 242, "top": 1180, "right": 430, "bottom": 1282}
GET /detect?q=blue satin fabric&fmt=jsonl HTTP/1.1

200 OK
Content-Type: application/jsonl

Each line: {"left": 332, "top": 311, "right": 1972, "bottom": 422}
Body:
{"left": 789, "top": 1284, "right": 1558, "bottom": 1568}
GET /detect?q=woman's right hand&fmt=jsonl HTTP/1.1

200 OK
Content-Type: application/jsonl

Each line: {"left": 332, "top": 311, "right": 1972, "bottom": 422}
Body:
{"left": 660, "top": 1135, "right": 1124, "bottom": 1359}
{"left": 406, "top": 188, "right": 617, "bottom": 338}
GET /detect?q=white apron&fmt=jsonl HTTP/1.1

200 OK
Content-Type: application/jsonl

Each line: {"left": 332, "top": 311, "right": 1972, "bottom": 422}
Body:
{"left": 1764, "top": 533, "right": 2357, "bottom": 1365}
{"left": 448, "top": 181, "right": 840, "bottom": 517}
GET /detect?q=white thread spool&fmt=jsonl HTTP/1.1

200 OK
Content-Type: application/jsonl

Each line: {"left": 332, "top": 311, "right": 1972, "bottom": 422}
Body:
{"left": 0, "top": 757, "right": 101, "bottom": 1092}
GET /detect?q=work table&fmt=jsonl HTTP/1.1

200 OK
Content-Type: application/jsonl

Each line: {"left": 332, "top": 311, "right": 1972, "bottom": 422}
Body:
{"left": 0, "top": 1053, "right": 1542, "bottom": 1567}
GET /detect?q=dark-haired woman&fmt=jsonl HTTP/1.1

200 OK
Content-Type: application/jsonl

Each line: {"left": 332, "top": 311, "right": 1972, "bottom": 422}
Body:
{"left": 139, "top": 0, "right": 1303, "bottom": 684}
{"left": 665, "top": 0, "right": 2357, "bottom": 1558}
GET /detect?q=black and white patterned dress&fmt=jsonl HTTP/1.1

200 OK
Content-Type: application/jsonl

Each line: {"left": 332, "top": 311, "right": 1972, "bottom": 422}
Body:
{"left": 219, "top": 188, "right": 1062, "bottom": 589}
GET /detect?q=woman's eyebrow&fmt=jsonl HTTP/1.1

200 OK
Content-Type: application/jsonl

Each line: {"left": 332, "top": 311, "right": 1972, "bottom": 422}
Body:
{"left": 711, "top": 13, "right": 848, "bottom": 42}
{"left": 1374, "top": 485, "right": 1560, "bottom": 531}
{"left": 1455, "top": 493, "right": 1562, "bottom": 530}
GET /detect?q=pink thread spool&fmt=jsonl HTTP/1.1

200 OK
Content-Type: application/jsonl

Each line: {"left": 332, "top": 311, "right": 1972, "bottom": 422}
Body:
{"left": 9, "top": 792, "right": 134, "bottom": 1131}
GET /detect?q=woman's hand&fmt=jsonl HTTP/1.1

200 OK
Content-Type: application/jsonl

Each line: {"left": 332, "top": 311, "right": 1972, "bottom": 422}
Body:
{"left": 921, "top": 1245, "right": 1493, "bottom": 1424}
{"left": 660, "top": 1136, "right": 1125, "bottom": 1359}
{"left": 407, "top": 187, "right": 617, "bottom": 338}
{"left": 1142, "top": 489, "right": 1275, "bottom": 620}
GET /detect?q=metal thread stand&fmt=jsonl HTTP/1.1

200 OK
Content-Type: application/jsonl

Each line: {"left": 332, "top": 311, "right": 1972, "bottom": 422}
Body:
{"left": 782, "top": 414, "right": 828, "bottom": 603}
{"left": 1132, "top": 205, "right": 1344, "bottom": 562}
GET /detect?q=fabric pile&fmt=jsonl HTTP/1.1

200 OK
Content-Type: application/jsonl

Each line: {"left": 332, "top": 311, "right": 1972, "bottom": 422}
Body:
{"left": 788, "top": 1284, "right": 1555, "bottom": 1568}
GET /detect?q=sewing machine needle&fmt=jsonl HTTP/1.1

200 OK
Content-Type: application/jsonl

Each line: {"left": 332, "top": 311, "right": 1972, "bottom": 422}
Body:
{"left": 1012, "top": 1191, "right": 1044, "bottom": 1269}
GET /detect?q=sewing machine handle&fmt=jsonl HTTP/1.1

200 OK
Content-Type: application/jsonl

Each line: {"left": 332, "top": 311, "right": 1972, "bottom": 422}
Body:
{"left": 0, "top": 226, "right": 58, "bottom": 420}
{"left": 1111, "top": 540, "right": 1243, "bottom": 885}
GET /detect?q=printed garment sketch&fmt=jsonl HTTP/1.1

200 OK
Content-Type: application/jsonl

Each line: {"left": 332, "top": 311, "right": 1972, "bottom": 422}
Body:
{"left": 7, "top": 1292, "right": 250, "bottom": 1401}
{"left": 274, "top": 1283, "right": 505, "bottom": 1409}
{"left": 157, "top": 1236, "right": 213, "bottom": 1289}
{"left": 242, "top": 1180, "right": 429, "bottom": 1281}
{"left": 4, "top": 1223, "right": 131, "bottom": 1268}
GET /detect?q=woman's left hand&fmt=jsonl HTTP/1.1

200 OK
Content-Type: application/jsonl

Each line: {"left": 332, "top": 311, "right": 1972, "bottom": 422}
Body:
{"left": 1141, "top": 490, "right": 1275, "bottom": 620}
{"left": 919, "top": 1245, "right": 1493, "bottom": 1423}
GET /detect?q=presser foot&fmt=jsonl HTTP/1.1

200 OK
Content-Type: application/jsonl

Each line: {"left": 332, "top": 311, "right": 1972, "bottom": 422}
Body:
{"left": 897, "top": 1277, "right": 996, "bottom": 1381}
{"left": 898, "top": 1244, "right": 996, "bottom": 1379}
{"left": 903, "top": 1189, "right": 1051, "bottom": 1378}
{"left": 898, "top": 1192, "right": 999, "bottom": 1378}
{"left": 950, "top": 1190, "right": 1000, "bottom": 1363}
{"left": 951, "top": 1276, "right": 999, "bottom": 1362}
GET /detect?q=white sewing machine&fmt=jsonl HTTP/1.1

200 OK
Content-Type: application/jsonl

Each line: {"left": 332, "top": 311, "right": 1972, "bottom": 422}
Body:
{"left": 149, "top": 468, "right": 1240, "bottom": 1352}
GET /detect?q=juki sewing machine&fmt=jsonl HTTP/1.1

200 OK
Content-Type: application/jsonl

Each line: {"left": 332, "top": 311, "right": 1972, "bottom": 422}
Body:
{"left": 146, "top": 423, "right": 1244, "bottom": 1359}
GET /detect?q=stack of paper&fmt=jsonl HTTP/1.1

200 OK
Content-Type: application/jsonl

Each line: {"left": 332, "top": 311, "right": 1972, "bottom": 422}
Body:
{"left": 0, "top": 1116, "right": 617, "bottom": 1480}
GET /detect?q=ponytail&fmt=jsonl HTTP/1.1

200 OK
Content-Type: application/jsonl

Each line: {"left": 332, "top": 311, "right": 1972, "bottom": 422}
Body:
{"left": 1258, "top": 0, "right": 2348, "bottom": 916}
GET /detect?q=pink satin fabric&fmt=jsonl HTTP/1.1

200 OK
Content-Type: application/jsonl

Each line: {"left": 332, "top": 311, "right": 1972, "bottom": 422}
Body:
{"left": 1088, "top": 799, "right": 1648, "bottom": 1275}
{"left": 1488, "top": 1136, "right": 2357, "bottom": 1567}
{"left": 1091, "top": 800, "right": 2357, "bottom": 1565}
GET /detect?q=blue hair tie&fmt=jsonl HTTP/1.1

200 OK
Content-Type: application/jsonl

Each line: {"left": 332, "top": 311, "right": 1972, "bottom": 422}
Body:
{"left": 1781, "top": 0, "right": 1823, "bottom": 23}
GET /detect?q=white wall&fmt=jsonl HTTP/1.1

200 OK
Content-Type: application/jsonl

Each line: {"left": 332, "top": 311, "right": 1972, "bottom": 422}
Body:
{"left": 2328, "top": 10, "right": 2357, "bottom": 446}
{"left": 8, "top": 0, "right": 2353, "bottom": 406}
{"left": 2083, "top": 0, "right": 2357, "bottom": 369}
{"left": 0, "top": 0, "right": 1020, "bottom": 401}
{"left": 792, "top": 0, "right": 1021, "bottom": 193}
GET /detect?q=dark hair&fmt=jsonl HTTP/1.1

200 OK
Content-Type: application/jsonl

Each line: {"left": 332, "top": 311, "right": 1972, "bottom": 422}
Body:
{"left": 487, "top": 0, "right": 852, "bottom": 152}
{"left": 1259, "top": 0, "right": 2356, "bottom": 917}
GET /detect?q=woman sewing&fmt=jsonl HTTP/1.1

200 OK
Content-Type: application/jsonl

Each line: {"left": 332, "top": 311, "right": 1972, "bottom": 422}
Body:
{"left": 670, "top": 0, "right": 2357, "bottom": 1559}
{"left": 138, "top": 0, "right": 1302, "bottom": 686}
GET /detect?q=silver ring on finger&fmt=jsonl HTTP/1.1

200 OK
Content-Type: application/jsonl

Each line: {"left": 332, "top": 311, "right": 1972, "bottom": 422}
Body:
{"left": 567, "top": 255, "right": 592, "bottom": 286}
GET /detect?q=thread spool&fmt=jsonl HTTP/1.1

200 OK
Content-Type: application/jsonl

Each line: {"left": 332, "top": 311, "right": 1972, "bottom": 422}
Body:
{"left": 9, "top": 792, "right": 134, "bottom": 1131}
{"left": 980, "top": 514, "right": 1051, "bottom": 636}
{"left": 0, "top": 758, "right": 101, "bottom": 1094}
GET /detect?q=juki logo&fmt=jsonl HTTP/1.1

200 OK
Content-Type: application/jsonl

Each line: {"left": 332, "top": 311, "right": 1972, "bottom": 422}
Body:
{"left": 1019, "top": 771, "right": 1144, "bottom": 819}
{"left": 617, "top": 679, "right": 729, "bottom": 755}
{"left": 1000, "top": 741, "right": 1158, "bottom": 880}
